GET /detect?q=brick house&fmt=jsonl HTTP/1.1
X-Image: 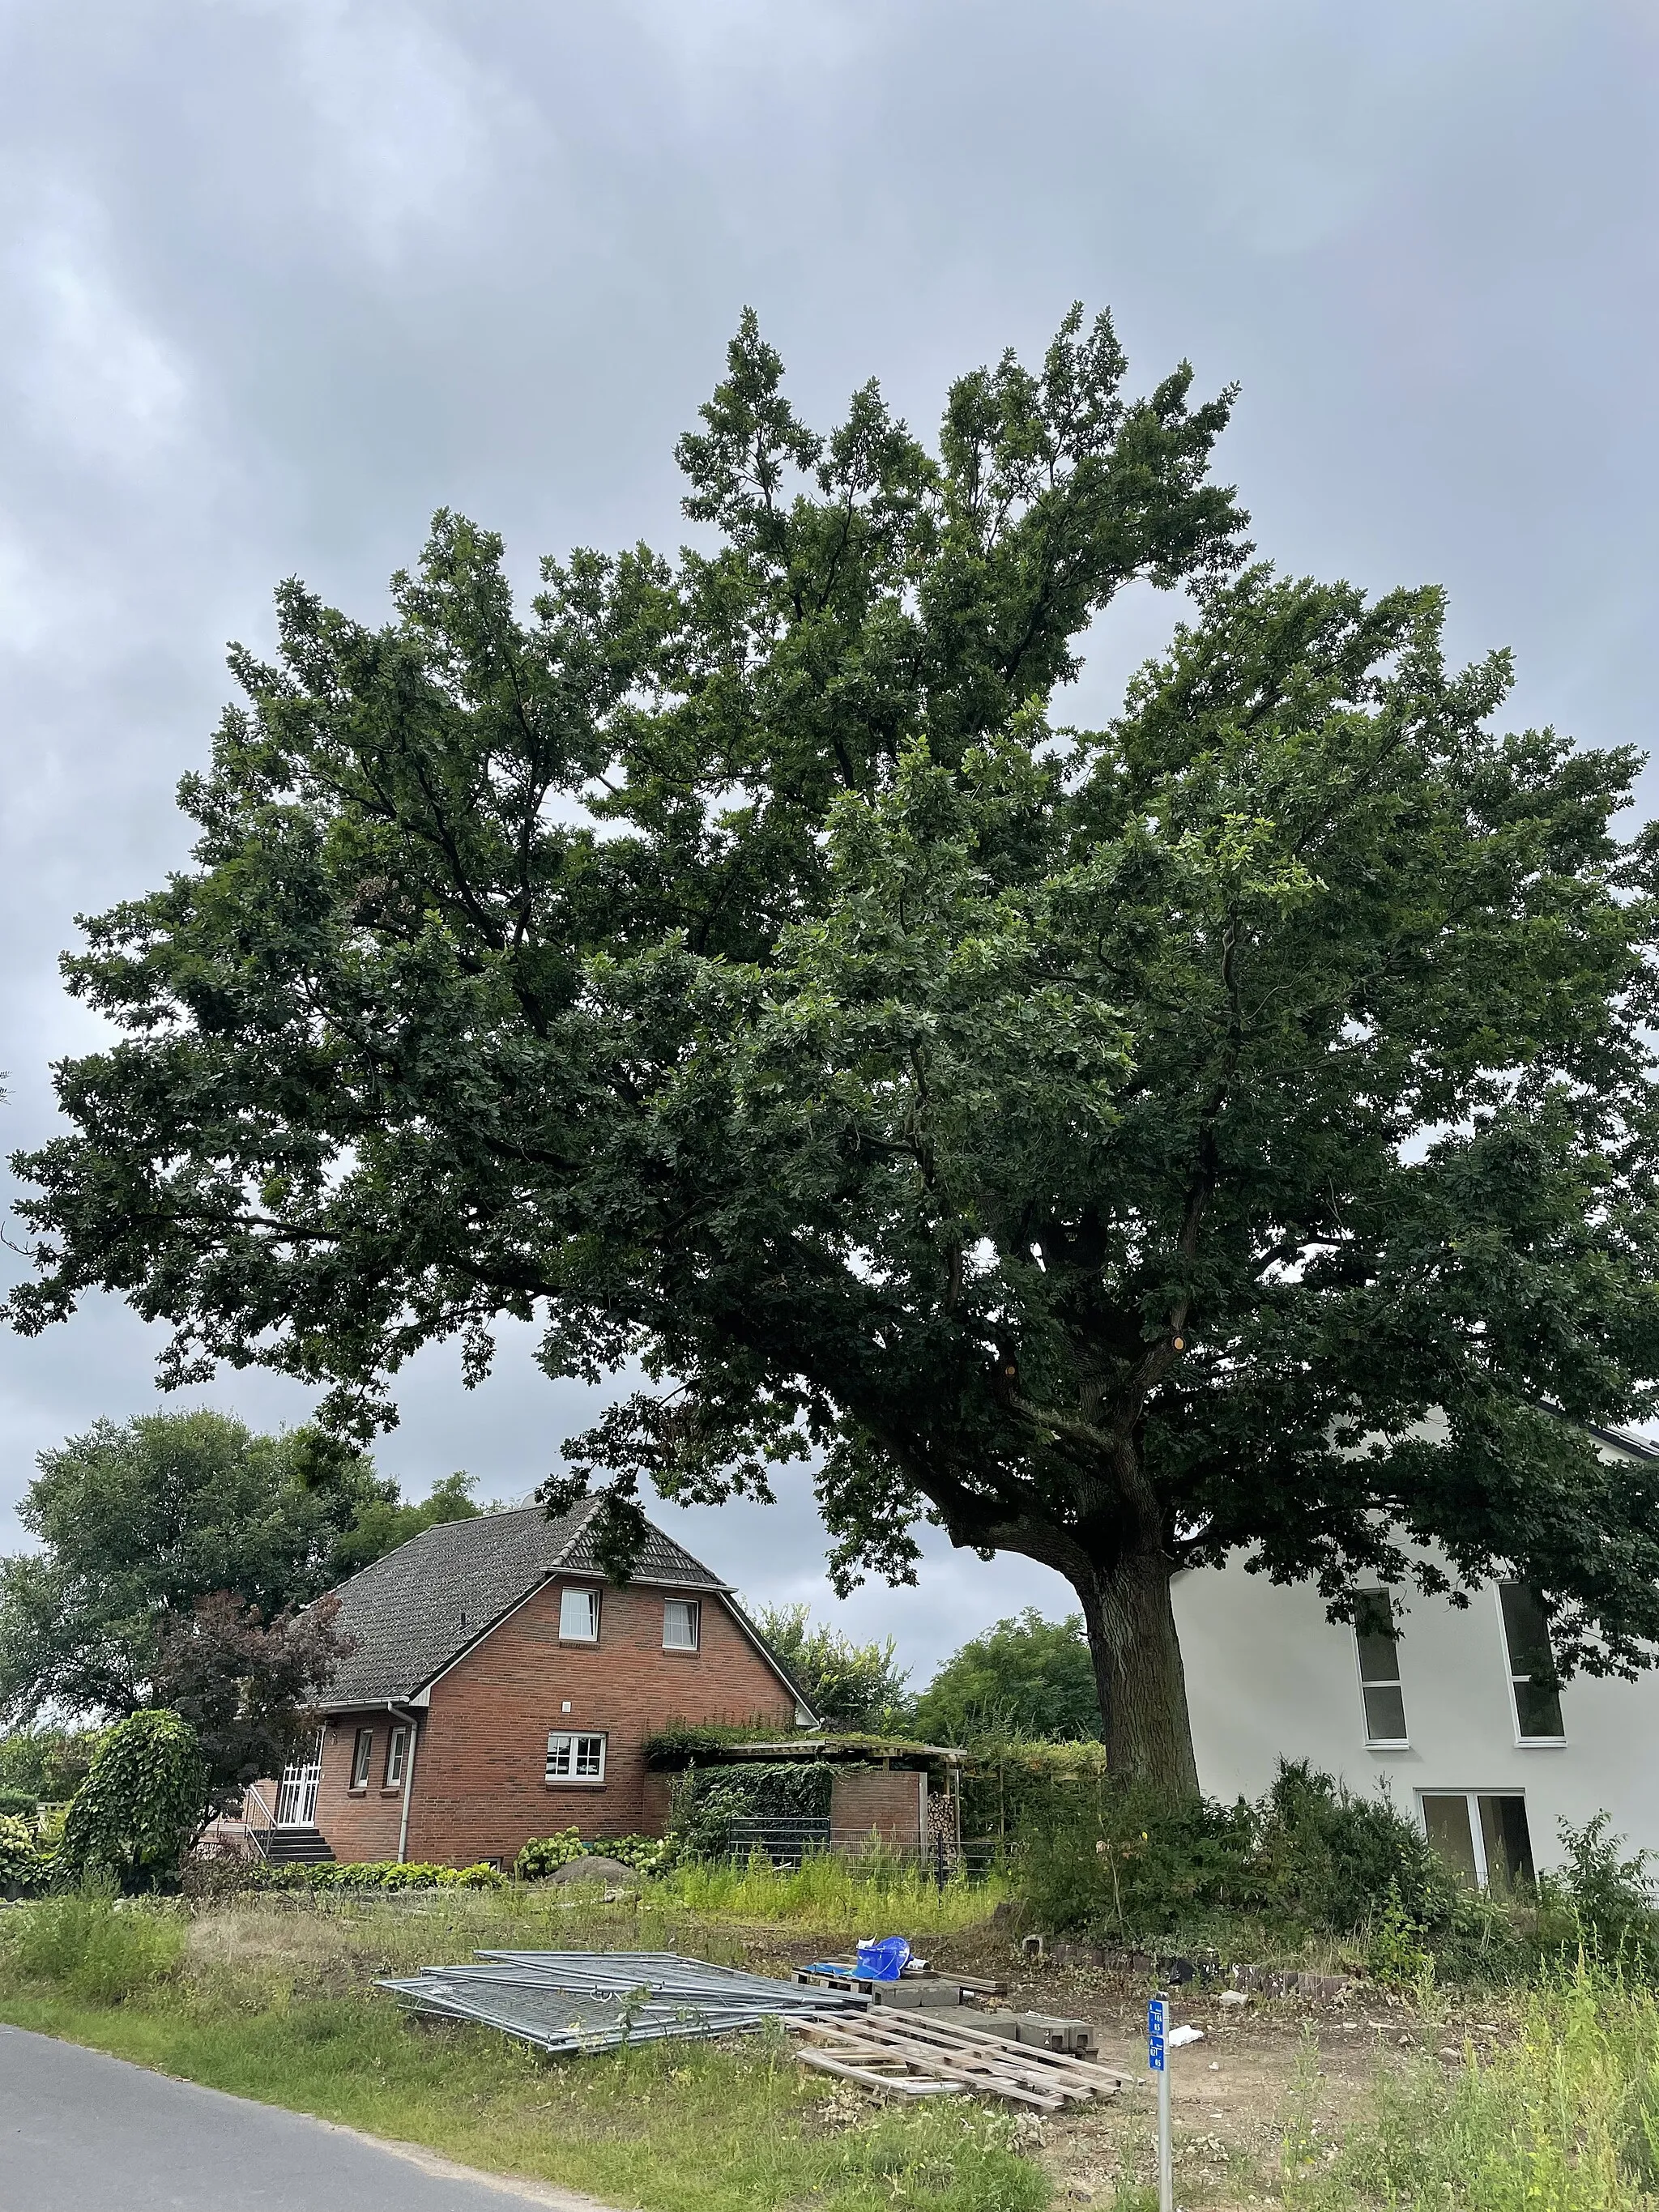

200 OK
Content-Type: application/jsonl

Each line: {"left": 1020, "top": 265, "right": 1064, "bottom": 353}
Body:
{"left": 248, "top": 1497, "right": 812, "bottom": 1868}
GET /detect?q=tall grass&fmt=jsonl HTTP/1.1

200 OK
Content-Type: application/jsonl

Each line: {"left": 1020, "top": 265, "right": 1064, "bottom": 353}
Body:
{"left": 1292, "top": 1966, "right": 1659, "bottom": 2210}
{"left": 8, "top": 1887, "right": 186, "bottom": 2003}
{"left": 657, "top": 1848, "right": 1009, "bottom": 1933}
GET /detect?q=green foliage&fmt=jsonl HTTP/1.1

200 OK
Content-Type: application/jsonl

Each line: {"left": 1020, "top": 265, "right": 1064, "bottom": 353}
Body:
{"left": 514, "top": 1829, "right": 589, "bottom": 1877}
{"left": 15, "top": 305, "right": 1659, "bottom": 1797}
{"left": 0, "top": 1813, "right": 49, "bottom": 1896}
{"left": 748, "top": 1605, "right": 910, "bottom": 1730}
{"left": 0, "top": 1411, "right": 383, "bottom": 1723}
{"left": 667, "top": 1761, "right": 834, "bottom": 1860}
{"left": 642, "top": 1719, "right": 819, "bottom": 1764}
{"left": 515, "top": 1830, "right": 676, "bottom": 1878}
{"left": 331, "top": 1470, "right": 483, "bottom": 1575}
{"left": 58, "top": 1709, "right": 208, "bottom": 1894}
{"left": 913, "top": 1611, "right": 1100, "bottom": 1745}
{"left": 1296, "top": 1969, "right": 1659, "bottom": 2211}
{"left": 0, "top": 1788, "right": 36, "bottom": 1821}
{"left": 1534, "top": 1814, "right": 1659, "bottom": 1975}
{"left": 0, "top": 1726, "right": 104, "bottom": 1802}
{"left": 1364, "top": 1883, "right": 1436, "bottom": 1988}
{"left": 306, "top": 1860, "right": 505, "bottom": 1891}
{"left": 11, "top": 1888, "right": 186, "bottom": 2002}
{"left": 1018, "top": 1759, "right": 1448, "bottom": 1946}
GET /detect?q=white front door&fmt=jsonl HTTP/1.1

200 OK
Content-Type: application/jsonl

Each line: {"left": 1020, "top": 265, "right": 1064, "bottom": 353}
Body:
{"left": 275, "top": 1729, "right": 324, "bottom": 1826}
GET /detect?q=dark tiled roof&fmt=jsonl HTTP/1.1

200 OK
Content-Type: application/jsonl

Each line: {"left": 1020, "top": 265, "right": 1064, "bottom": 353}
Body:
{"left": 317, "top": 1498, "right": 731, "bottom": 1709}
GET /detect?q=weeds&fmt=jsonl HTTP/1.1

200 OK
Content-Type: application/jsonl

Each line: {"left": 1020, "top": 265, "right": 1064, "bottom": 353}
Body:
{"left": 7, "top": 1886, "right": 186, "bottom": 2002}
{"left": 1291, "top": 1967, "right": 1659, "bottom": 2210}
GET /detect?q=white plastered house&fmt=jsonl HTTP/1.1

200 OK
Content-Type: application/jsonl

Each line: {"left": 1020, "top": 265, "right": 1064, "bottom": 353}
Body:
{"left": 1171, "top": 1421, "right": 1659, "bottom": 1885}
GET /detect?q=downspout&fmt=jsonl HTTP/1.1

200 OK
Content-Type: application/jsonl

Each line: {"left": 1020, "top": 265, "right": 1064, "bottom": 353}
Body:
{"left": 388, "top": 1702, "right": 421, "bottom": 1865}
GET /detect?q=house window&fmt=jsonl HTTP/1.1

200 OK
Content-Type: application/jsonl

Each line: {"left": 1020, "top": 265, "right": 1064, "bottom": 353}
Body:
{"left": 663, "top": 1598, "right": 700, "bottom": 1652}
{"left": 1354, "top": 1590, "right": 1408, "bottom": 1746}
{"left": 350, "top": 1728, "right": 373, "bottom": 1790}
{"left": 559, "top": 1586, "right": 601, "bottom": 1643}
{"left": 1499, "top": 1583, "right": 1566, "bottom": 1742}
{"left": 1421, "top": 1792, "right": 1535, "bottom": 1890}
{"left": 386, "top": 1725, "right": 408, "bottom": 1788}
{"left": 546, "top": 1731, "right": 607, "bottom": 1784}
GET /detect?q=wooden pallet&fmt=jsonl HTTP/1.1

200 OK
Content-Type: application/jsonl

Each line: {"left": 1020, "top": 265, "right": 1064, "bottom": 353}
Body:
{"left": 791, "top": 2006, "right": 1130, "bottom": 2110}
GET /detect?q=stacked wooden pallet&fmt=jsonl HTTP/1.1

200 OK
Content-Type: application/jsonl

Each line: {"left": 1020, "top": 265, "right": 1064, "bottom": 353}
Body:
{"left": 791, "top": 2005, "right": 1131, "bottom": 2109}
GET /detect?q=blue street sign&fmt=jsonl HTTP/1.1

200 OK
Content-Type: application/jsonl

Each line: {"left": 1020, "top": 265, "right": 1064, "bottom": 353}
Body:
{"left": 1147, "top": 1995, "right": 1167, "bottom": 2072}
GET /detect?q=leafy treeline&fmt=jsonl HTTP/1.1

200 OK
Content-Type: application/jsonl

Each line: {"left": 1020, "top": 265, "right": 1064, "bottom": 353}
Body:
{"left": 0, "top": 1409, "right": 479, "bottom": 1801}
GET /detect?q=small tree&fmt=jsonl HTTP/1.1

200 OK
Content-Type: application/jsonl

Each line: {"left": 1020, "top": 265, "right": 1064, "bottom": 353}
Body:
{"left": 59, "top": 1709, "right": 208, "bottom": 1893}
{"left": 914, "top": 1611, "right": 1101, "bottom": 1745}
{"left": 750, "top": 1603, "right": 910, "bottom": 1730}
{"left": 151, "top": 1593, "right": 345, "bottom": 1817}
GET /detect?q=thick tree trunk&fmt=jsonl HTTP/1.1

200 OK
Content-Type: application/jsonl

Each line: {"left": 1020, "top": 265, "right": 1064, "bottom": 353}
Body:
{"left": 1076, "top": 1544, "right": 1200, "bottom": 1801}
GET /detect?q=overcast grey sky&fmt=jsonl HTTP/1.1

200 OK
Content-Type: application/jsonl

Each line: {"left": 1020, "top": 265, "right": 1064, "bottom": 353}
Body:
{"left": 2, "top": 0, "right": 1655, "bottom": 1685}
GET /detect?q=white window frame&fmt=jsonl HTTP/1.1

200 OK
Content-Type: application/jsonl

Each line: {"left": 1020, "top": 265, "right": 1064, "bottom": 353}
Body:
{"left": 350, "top": 1726, "right": 373, "bottom": 1790}
{"left": 545, "top": 1730, "right": 607, "bottom": 1784}
{"left": 559, "top": 1585, "right": 601, "bottom": 1643}
{"left": 1418, "top": 1789, "right": 1533, "bottom": 1890}
{"left": 1353, "top": 1588, "right": 1410, "bottom": 1750}
{"left": 1495, "top": 1583, "right": 1567, "bottom": 1746}
{"left": 663, "top": 1597, "right": 701, "bottom": 1652}
{"left": 385, "top": 1724, "right": 408, "bottom": 1788}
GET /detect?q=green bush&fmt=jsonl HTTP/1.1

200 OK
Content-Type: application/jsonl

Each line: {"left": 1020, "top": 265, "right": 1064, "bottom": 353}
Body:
{"left": 590, "top": 1834, "right": 677, "bottom": 1875}
{"left": 1534, "top": 1814, "right": 1659, "bottom": 1975}
{"left": 12, "top": 1888, "right": 186, "bottom": 2002}
{"left": 58, "top": 1710, "right": 208, "bottom": 1894}
{"left": 0, "top": 1813, "right": 50, "bottom": 1897}
{"left": 1017, "top": 1758, "right": 1455, "bottom": 1947}
{"left": 667, "top": 1761, "right": 833, "bottom": 1860}
{"left": 514, "top": 1828, "right": 589, "bottom": 1878}
{"left": 0, "top": 1788, "right": 38, "bottom": 1822}
{"left": 306, "top": 1859, "right": 504, "bottom": 1891}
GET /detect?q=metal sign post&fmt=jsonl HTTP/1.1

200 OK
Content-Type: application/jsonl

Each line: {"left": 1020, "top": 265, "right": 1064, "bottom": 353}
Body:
{"left": 1147, "top": 1993, "right": 1172, "bottom": 2212}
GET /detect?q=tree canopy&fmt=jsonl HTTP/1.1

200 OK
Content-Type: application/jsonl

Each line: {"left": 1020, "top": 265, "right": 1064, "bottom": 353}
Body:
{"left": 912, "top": 1610, "right": 1101, "bottom": 1745}
{"left": 0, "top": 1409, "right": 476, "bottom": 1724}
{"left": 11, "top": 305, "right": 1659, "bottom": 1794}
{"left": 749, "top": 1602, "right": 910, "bottom": 1731}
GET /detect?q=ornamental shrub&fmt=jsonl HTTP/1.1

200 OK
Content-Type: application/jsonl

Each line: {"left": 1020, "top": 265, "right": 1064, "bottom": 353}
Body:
{"left": 58, "top": 1711, "right": 208, "bottom": 1894}
{"left": 515, "top": 1828, "right": 589, "bottom": 1878}
{"left": 0, "top": 1813, "right": 49, "bottom": 1897}
{"left": 589, "top": 1834, "right": 677, "bottom": 1875}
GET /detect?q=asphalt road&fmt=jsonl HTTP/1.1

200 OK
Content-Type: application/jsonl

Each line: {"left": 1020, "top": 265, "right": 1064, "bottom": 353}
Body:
{"left": 0, "top": 2027, "right": 618, "bottom": 2211}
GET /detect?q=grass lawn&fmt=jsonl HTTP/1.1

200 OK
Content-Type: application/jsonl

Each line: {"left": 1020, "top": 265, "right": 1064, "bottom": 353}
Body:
{"left": 0, "top": 1886, "right": 1047, "bottom": 2212}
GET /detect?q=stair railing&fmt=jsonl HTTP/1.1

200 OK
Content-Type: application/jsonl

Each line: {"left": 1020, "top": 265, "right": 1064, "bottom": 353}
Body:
{"left": 244, "top": 1781, "right": 276, "bottom": 1860}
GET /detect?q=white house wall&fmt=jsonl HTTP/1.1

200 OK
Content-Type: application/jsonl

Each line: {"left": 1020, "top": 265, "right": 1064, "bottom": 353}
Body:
{"left": 1171, "top": 1480, "right": 1659, "bottom": 1871}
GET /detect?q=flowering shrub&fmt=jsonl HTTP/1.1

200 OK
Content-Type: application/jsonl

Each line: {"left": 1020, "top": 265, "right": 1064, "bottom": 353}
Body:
{"left": 0, "top": 1813, "right": 49, "bottom": 1897}
{"left": 514, "top": 1829, "right": 589, "bottom": 1879}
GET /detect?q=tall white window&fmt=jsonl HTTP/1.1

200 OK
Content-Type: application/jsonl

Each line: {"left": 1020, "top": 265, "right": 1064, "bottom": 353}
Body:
{"left": 1354, "top": 1589, "right": 1408, "bottom": 1746}
{"left": 1499, "top": 1583, "right": 1565, "bottom": 1742}
{"left": 663, "top": 1598, "right": 700, "bottom": 1651}
{"left": 385, "top": 1725, "right": 408, "bottom": 1787}
{"left": 546, "top": 1732, "right": 607, "bottom": 1782}
{"left": 350, "top": 1727, "right": 373, "bottom": 1789}
{"left": 559, "top": 1586, "right": 601, "bottom": 1643}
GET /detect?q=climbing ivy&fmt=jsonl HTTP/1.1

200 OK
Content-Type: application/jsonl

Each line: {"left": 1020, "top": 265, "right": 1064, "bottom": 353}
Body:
{"left": 58, "top": 1708, "right": 208, "bottom": 1894}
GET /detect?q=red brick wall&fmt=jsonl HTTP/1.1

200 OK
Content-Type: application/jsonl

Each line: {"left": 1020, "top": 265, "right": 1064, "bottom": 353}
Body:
{"left": 831, "top": 1768, "right": 927, "bottom": 1852}
{"left": 314, "top": 1583, "right": 792, "bottom": 1869}
{"left": 313, "top": 1715, "right": 412, "bottom": 1864}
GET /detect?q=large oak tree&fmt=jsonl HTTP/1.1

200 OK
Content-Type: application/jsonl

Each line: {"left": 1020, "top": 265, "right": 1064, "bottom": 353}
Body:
{"left": 12, "top": 308, "right": 1659, "bottom": 1795}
